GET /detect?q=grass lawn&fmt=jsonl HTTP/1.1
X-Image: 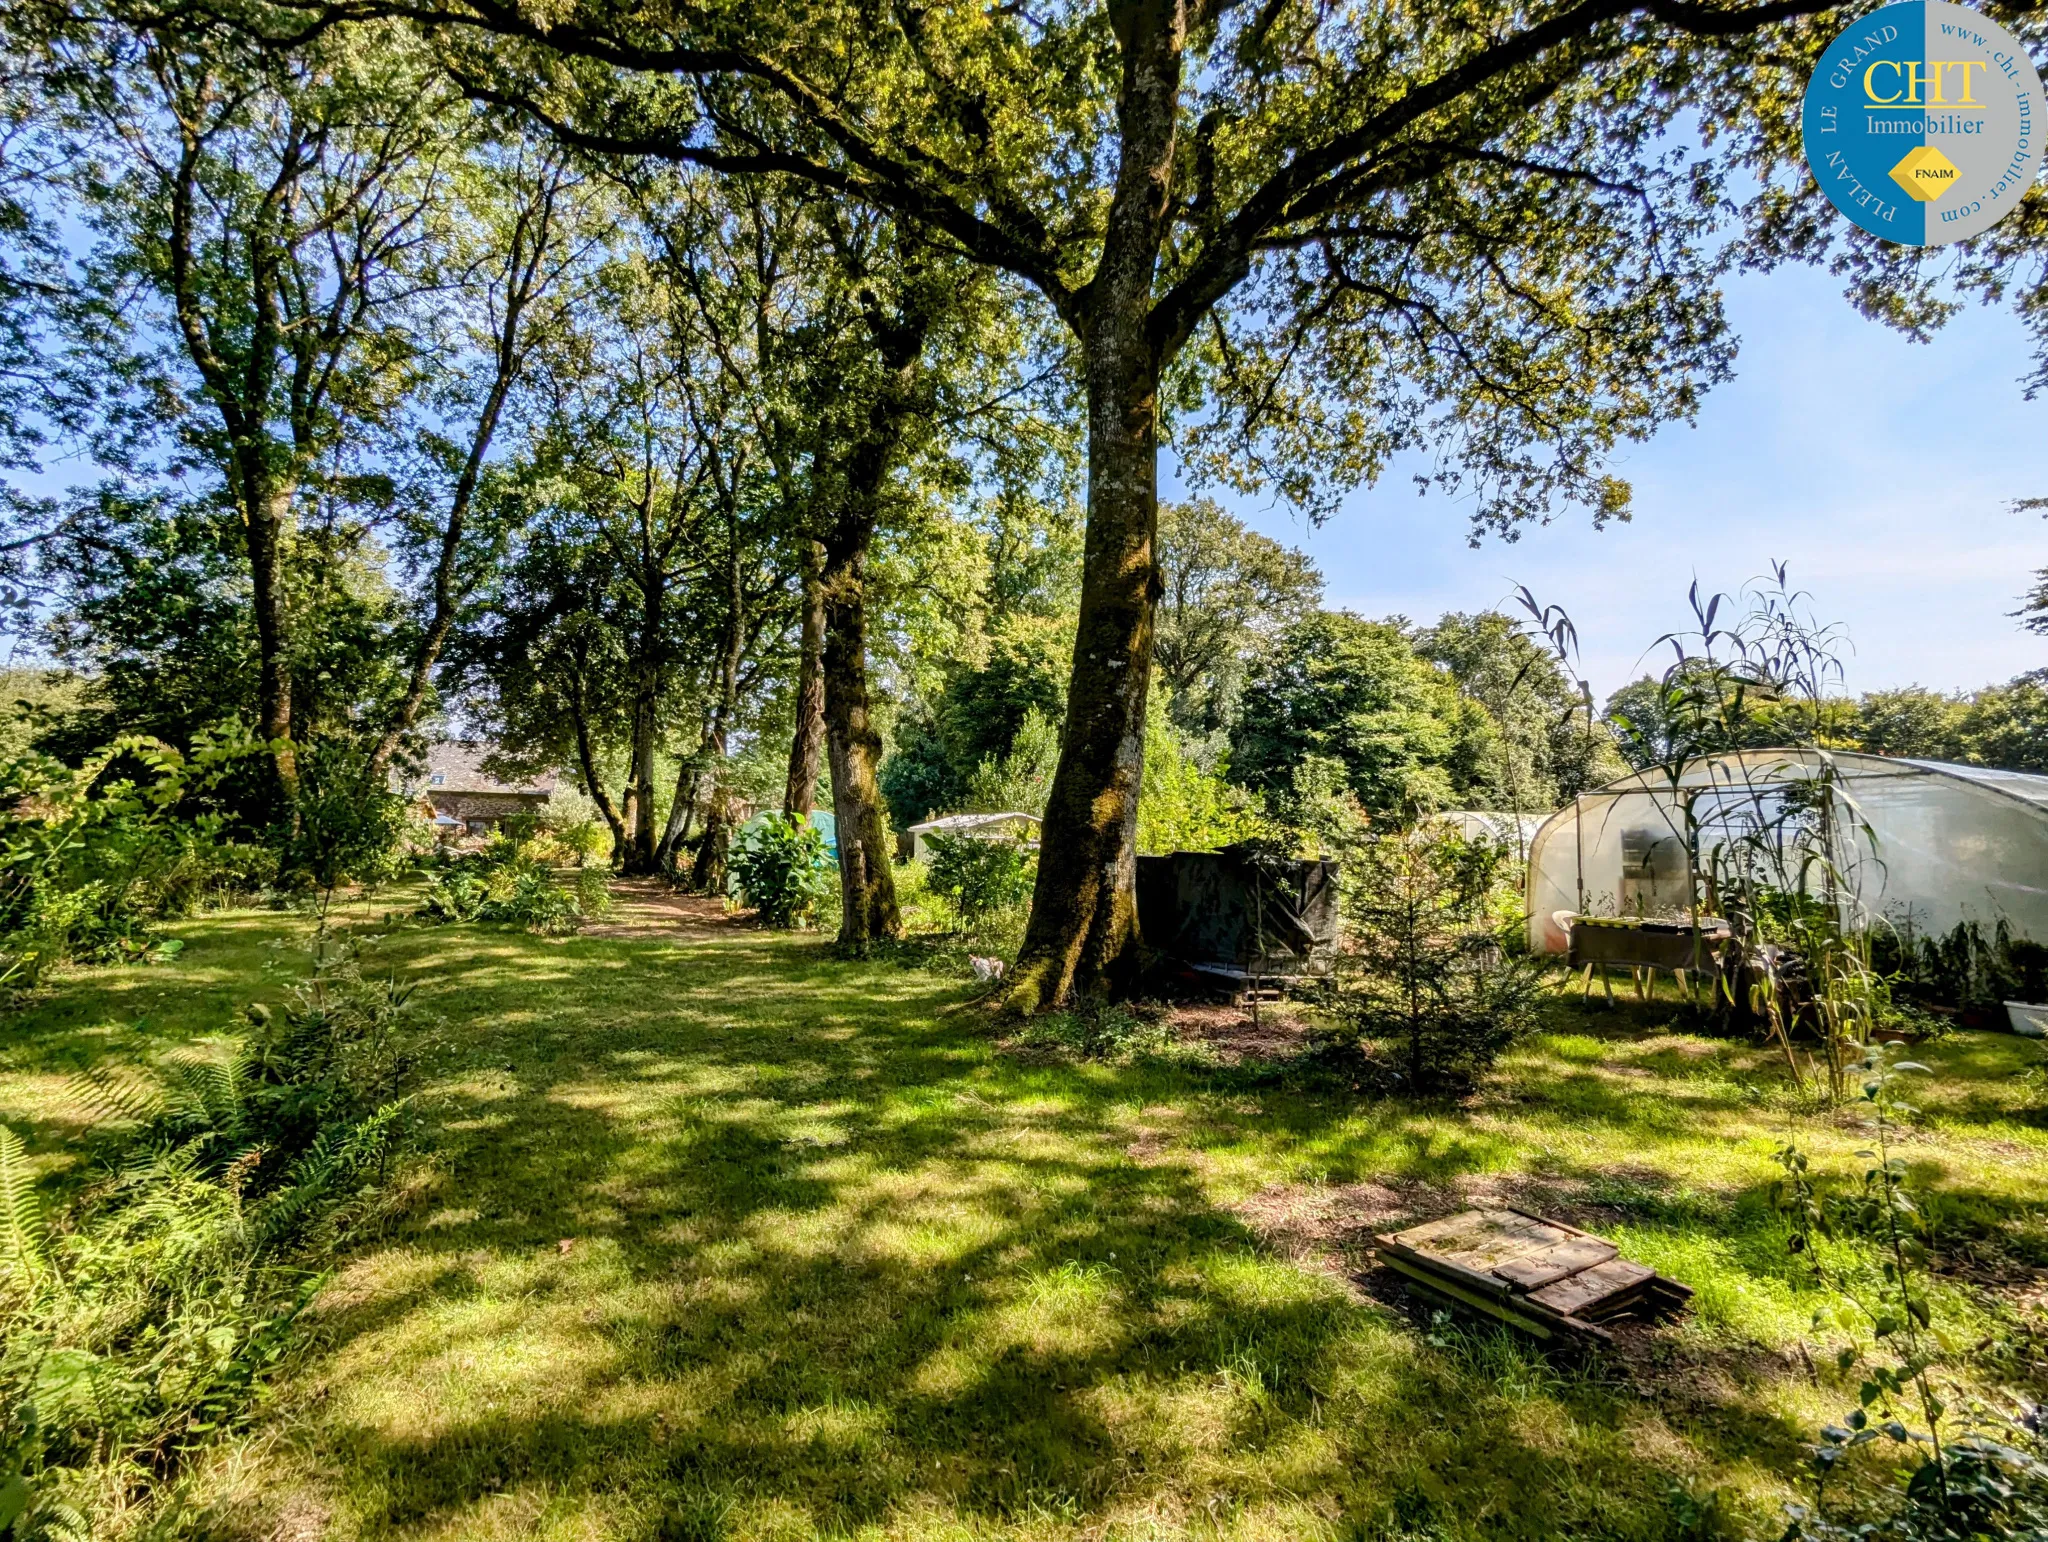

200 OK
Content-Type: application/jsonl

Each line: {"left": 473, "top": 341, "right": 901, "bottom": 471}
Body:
{"left": 5, "top": 891, "right": 2047, "bottom": 1541}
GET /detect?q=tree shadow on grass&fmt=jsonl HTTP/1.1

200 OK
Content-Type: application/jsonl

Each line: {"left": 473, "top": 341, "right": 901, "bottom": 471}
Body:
{"left": 216, "top": 924, "right": 1858, "bottom": 1540}
{"left": 1, "top": 914, "right": 1877, "bottom": 1537}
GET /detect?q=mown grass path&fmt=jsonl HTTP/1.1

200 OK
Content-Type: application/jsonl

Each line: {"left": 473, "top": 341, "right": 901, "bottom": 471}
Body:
{"left": 5, "top": 897, "right": 2046, "bottom": 1540}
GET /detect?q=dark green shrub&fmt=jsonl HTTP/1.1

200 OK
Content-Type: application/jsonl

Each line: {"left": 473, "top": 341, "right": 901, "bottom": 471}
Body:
{"left": 924, "top": 834, "right": 1034, "bottom": 927}
{"left": 728, "top": 817, "right": 831, "bottom": 928}
{"left": 279, "top": 742, "right": 414, "bottom": 903}
{"left": 1873, "top": 918, "right": 2048, "bottom": 1014}
{"left": 0, "top": 730, "right": 268, "bottom": 988}
{"left": 419, "top": 866, "right": 490, "bottom": 924}
{"left": 482, "top": 865, "right": 580, "bottom": 932}
{"left": 416, "top": 843, "right": 592, "bottom": 934}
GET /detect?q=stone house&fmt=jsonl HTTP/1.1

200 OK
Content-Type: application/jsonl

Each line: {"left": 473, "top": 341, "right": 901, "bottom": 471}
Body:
{"left": 413, "top": 743, "right": 555, "bottom": 834}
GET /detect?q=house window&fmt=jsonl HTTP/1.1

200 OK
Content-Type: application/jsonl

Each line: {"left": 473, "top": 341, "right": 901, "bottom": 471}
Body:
{"left": 429, "top": 773, "right": 445, "bottom": 786}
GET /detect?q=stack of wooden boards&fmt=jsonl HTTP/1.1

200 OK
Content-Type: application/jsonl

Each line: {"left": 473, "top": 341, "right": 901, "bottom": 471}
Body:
{"left": 1373, "top": 1207, "right": 1692, "bottom": 1349}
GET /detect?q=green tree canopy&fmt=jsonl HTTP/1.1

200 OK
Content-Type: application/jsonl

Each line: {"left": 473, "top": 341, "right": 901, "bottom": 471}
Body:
{"left": 1954, "top": 674, "right": 2048, "bottom": 775}
{"left": 1231, "top": 611, "right": 1493, "bottom": 824}
{"left": 1413, "top": 610, "right": 1625, "bottom": 809}
{"left": 1852, "top": 687, "right": 1969, "bottom": 763}
{"left": 880, "top": 619, "right": 1069, "bottom": 827}
{"left": 1153, "top": 499, "right": 1321, "bottom": 741}
{"left": 281, "top": 0, "right": 1832, "bottom": 1004}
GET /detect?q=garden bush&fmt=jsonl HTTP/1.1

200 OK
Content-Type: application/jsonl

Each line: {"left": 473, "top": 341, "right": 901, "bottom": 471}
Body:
{"left": 416, "top": 837, "right": 598, "bottom": 934}
{"left": 728, "top": 816, "right": 830, "bottom": 928}
{"left": 0, "top": 938, "right": 419, "bottom": 1538}
{"left": 923, "top": 833, "right": 1034, "bottom": 927}
{"left": 0, "top": 731, "right": 271, "bottom": 990}
{"left": 1136, "top": 695, "right": 1269, "bottom": 855}
{"left": 1873, "top": 917, "right": 2048, "bottom": 1016}
{"left": 552, "top": 818, "right": 611, "bottom": 868}
{"left": 277, "top": 742, "right": 415, "bottom": 905}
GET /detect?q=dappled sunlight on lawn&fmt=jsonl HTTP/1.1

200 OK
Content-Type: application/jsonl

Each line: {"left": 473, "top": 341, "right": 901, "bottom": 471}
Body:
{"left": 6, "top": 901, "right": 2047, "bottom": 1539}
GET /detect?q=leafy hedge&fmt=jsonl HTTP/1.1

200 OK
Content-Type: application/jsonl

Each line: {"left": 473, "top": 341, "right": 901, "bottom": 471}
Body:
{"left": 417, "top": 835, "right": 608, "bottom": 934}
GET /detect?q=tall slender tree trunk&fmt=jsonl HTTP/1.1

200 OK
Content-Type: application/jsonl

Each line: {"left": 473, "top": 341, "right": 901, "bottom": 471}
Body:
{"left": 1007, "top": 337, "right": 1160, "bottom": 1007}
{"left": 690, "top": 758, "right": 731, "bottom": 894}
{"left": 622, "top": 683, "right": 659, "bottom": 873}
{"left": 691, "top": 514, "right": 746, "bottom": 895}
{"left": 621, "top": 576, "right": 665, "bottom": 874}
{"left": 1007, "top": 0, "right": 1183, "bottom": 1009}
{"left": 654, "top": 740, "right": 703, "bottom": 872}
{"left": 821, "top": 507, "right": 898, "bottom": 950}
{"left": 783, "top": 540, "right": 828, "bottom": 820}
{"left": 168, "top": 125, "right": 303, "bottom": 809}
{"left": 818, "top": 302, "right": 933, "bottom": 950}
{"left": 364, "top": 359, "right": 519, "bottom": 785}
{"left": 243, "top": 467, "right": 299, "bottom": 799}
{"left": 567, "top": 668, "right": 628, "bottom": 860}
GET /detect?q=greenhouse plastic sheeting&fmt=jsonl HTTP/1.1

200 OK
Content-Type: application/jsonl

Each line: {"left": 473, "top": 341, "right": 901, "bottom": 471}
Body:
{"left": 1526, "top": 750, "right": 2048, "bottom": 954}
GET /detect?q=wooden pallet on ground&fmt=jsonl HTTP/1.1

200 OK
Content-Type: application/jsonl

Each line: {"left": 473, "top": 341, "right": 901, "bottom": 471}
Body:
{"left": 1372, "top": 1207, "right": 1692, "bottom": 1349}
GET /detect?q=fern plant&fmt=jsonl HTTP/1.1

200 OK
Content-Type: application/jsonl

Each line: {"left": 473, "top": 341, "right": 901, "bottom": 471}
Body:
{"left": 0, "top": 937, "right": 422, "bottom": 1536}
{"left": 0, "top": 1124, "right": 47, "bottom": 1295}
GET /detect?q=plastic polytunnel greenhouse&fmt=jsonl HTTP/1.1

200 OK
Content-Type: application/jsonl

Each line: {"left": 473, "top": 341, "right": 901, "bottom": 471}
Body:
{"left": 1525, "top": 750, "right": 2048, "bottom": 955}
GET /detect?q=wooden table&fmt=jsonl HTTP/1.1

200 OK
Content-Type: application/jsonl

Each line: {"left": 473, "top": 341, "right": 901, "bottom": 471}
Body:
{"left": 1567, "top": 917, "right": 1730, "bottom": 1004}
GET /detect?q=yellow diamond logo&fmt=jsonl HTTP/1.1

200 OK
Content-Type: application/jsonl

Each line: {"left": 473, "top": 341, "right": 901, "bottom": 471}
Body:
{"left": 1889, "top": 145, "right": 1961, "bottom": 202}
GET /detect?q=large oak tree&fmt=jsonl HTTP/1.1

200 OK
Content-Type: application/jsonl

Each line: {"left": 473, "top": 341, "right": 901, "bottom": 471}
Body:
{"left": 254, "top": 0, "right": 1832, "bottom": 1001}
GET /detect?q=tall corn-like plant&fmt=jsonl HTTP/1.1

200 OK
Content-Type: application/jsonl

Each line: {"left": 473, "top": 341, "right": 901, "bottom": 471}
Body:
{"left": 1522, "top": 567, "right": 1883, "bottom": 1103}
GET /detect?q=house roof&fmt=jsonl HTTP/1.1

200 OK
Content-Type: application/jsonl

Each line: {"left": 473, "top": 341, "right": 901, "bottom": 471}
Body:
{"left": 413, "top": 742, "right": 556, "bottom": 798}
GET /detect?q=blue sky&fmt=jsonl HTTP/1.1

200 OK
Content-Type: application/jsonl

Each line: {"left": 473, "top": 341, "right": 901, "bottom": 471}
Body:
{"left": 1169, "top": 262, "right": 2048, "bottom": 703}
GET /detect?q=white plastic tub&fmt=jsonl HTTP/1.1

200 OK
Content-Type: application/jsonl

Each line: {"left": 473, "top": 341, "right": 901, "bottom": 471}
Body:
{"left": 2005, "top": 1002, "right": 2048, "bottom": 1038}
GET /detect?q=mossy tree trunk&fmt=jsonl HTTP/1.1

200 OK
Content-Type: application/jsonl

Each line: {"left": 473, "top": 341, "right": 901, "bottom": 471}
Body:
{"left": 783, "top": 541, "right": 828, "bottom": 821}
{"left": 1005, "top": 0, "right": 1181, "bottom": 1008}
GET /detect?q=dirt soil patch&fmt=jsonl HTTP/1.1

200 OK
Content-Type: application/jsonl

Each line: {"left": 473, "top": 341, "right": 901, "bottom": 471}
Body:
{"left": 1164, "top": 1000, "right": 1315, "bottom": 1062}
{"left": 1231, "top": 1172, "right": 1600, "bottom": 1269}
{"left": 1230, "top": 1170, "right": 1803, "bottom": 1404}
{"left": 579, "top": 877, "right": 755, "bottom": 939}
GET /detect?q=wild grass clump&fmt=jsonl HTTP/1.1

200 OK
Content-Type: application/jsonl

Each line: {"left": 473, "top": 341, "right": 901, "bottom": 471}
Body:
{"left": 1014, "top": 1001, "right": 1174, "bottom": 1062}
{"left": 0, "top": 937, "right": 420, "bottom": 1539}
{"left": 881, "top": 857, "right": 1029, "bottom": 976}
